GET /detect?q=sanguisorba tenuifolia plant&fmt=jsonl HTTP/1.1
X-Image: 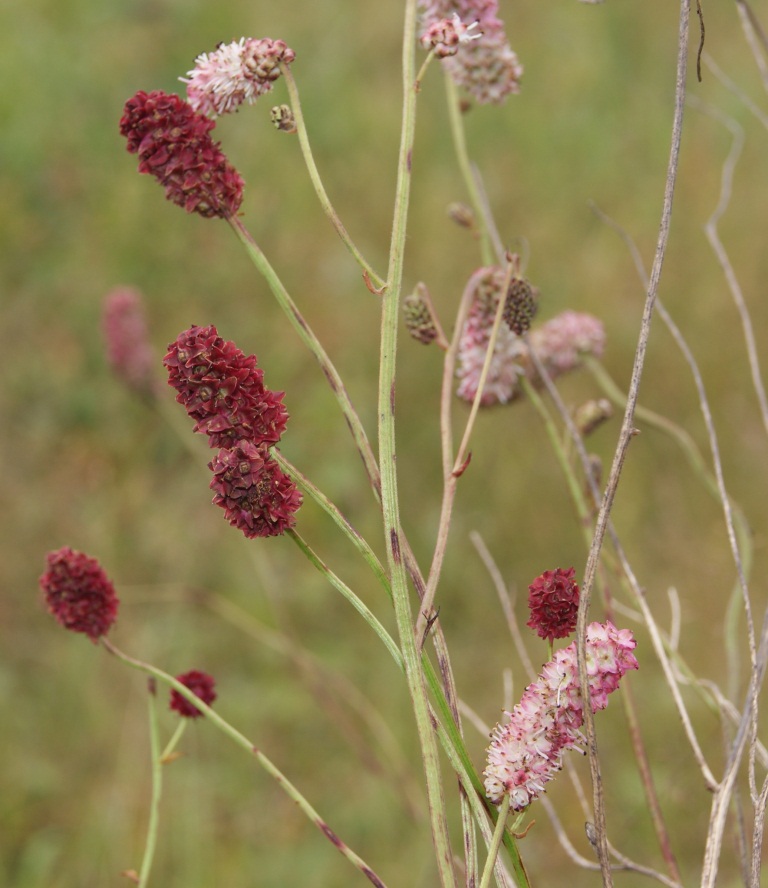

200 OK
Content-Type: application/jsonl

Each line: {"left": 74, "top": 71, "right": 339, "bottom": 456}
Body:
{"left": 48, "top": 0, "right": 768, "bottom": 884}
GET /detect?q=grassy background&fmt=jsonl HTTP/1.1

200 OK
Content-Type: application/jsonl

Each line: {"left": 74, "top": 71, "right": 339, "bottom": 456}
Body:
{"left": 3, "top": 0, "right": 768, "bottom": 884}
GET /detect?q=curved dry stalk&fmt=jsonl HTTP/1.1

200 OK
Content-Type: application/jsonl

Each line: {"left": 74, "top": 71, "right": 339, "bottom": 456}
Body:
{"left": 735, "top": 0, "right": 768, "bottom": 91}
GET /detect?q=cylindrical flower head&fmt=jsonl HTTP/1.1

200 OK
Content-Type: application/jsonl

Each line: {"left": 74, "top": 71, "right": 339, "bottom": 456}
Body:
{"left": 170, "top": 669, "right": 217, "bottom": 718}
{"left": 209, "top": 440, "right": 302, "bottom": 538}
{"left": 119, "top": 90, "right": 244, "bottom": 218}
{"left": 419, "top": 1, "right": 523, "bottom": 103}
{"left": 456, "top": 266, "right": 527, "bottom": 405}
{"left": 502, "top": 277, "right": 538, "bottom": 336}
{"left": 102, "top": 287, "right": 156, "bottom": 395}
{"left": 182, "top": 37, "right": 296, "bottom": 117}
{"left": 484, "top": 621, "right": 638, "bottom": 808}
{"left": 164, "top": 325, "right": 289, "bottom": 449}
{"left": 526, "top": 567, "right": 580, "bottom": 641}
{"left": 40, "top": 547, "right": 119, "bottom": 642}
{"left": 404, "top": 283, "right": 439, "bottom": 345}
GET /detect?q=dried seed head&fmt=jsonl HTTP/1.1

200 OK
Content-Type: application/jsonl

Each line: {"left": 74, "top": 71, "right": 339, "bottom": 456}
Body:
{"left": 270, "top": 104, "right": 297, "bottom": 133}
{"left": 502, "top": 277, "right": 539, "bottom": 335}
{"left": 404, "top": 283, "right": 439, "bottom": 345}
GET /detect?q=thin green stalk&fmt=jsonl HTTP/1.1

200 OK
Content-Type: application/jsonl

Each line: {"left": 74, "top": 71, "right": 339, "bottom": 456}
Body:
{"left": 229, "top": 216, "right": 382, "bottom": 501}
{"left": 101, "top": 639, "right": 390, "bottom": 888}
{"left": 377, "top": 2, "right": 456, "bottom": 883}
{"left": 479, "top": 795, "right": 511, "bottom": 888}
{"left": 445, "top": 75, "right": 500, "bottom": 266}
{"left": 137, "top": 683, "right": 162, "bottom": 888}
{"left": 279, "top": 65, "right": 386, "bottom": 292}
{"left": 286, "top": 529, "right": 403, "bottom": 671}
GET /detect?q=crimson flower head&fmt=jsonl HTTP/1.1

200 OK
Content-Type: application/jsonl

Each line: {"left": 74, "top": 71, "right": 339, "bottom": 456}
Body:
{"left": 164, "top": 325, "right": 288, "bottom": 449}
{"left": 170, "top": 670, "right": 217, "bottom": 719}
{"left": 119, "top": 90, "right": 244, "bottom": 219}
{"left": 209, "top": 440, "right": 302, "bottom": 538}
{"left": 40, "top": 547, "right": 119, "bottom": 642}
{"left": 527, "top": 567, "right": 580, "bottom": 642}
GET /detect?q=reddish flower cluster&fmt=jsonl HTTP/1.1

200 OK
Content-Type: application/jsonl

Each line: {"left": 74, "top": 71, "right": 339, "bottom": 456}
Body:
{"left": 165, "top": 325, "right": 301, "bottom": 537}
{"left": 527, "top": 567, "right": 580, "bottom": 642}
{"left": 210, "top": 441, "right": 303, "bottom": 538}
{"left": 419, "top": 0, "right": 523, "bottom": 103}
{"left": 170, "top": 669, "right": 217, "bottom": 718}
{"left": 119, "top": 90, "right": 244, "bottom": 219}
{"left": 484, "top": 621, "right": 638, "bottom": 808}
{"left": 182, "top": 37, "right": 296, "bottom": 117}
{"left": 164, "top": 325, "right": 288, "bottom": 450}
{"left": 39, "top": 547, "right": 119, "bottom": 642}
{"left": 102, "top": 287, "right": 156, "bottom": 396}
{"left": 420, "top": 13, "right": 481, "bottom": 58}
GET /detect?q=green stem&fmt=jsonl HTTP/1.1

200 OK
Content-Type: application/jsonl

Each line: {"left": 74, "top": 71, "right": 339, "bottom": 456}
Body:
{"left": 280, "top": 65, "right": 386, "bottom": 292}
{"left": 286, "top": 529, "right": 403, "bottom": 670}
{"left": 160, "top": 720, "right": 187, "bottom": 763}
{"left": 479, "top": 795, "right": 511, "bottom": 888}
{"left": 377, "top": 3, "right": 456, "bottom": 884}
{"left": 229, "top": 216, "right": 381, "bottom": 501}
{"left": 137, "top": 683, "right": 162, "bottom": 888}
{"left": 101, "top": 639, "right": 390, "bottom": 888}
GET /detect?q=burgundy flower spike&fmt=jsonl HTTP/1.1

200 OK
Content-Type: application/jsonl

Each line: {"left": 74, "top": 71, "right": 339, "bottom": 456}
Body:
{"left": 209, "top": 440, "right": 302, "bottom": 538}
{"left": 40, "top": 547, "right": 119, "bottom": 642}
{"left": 164, "top": 325, "right": 288, "bottom": 449}
{"left": 527, "top": 566, "right": 580, "bottom": 642}
{"left": 170, "top": 670, "right": 217, "bottom": 719}
{"left": 119, "top": 90, "right": 244, "bottom": 219}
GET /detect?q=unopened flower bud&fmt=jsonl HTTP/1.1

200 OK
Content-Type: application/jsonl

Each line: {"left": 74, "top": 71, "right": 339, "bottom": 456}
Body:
{"left": 447, "top": 202, "right": 475, "bottom": 229}
{"left": 404, "top": 283, "right": 439, "bottom": 345}
{"left": 270, "top": 104, "right": 297, "bottom": 133}
{"left": 526, "top": 567, "right": 580, "bottom": 642}
{"left": 574, "top": 398, "right": 613, "bottom": 436}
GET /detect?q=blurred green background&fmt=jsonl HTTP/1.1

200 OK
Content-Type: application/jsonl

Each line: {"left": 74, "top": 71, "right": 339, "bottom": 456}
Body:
{"left": 3, "top": 0, "right": 768, "bottom": 884}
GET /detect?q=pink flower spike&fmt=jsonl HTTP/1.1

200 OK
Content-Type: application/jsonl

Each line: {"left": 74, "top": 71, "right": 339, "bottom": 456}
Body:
{"left": 182, "top": 37, "right": 296, "bottom": 117}
{"left": 484, "top": 621, "right": 638, "bottom": 809}
{"left": 170, "top": 670, "right": 217, "bottom": 718}
{"left": 102, "top": 287, "right": 156, "bottom": 396}
{"left": 40, "top": 547, "right": 119, "bottom": 642}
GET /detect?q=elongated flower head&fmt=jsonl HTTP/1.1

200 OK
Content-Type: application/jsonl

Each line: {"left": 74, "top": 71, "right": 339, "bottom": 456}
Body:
{"left": 182, "top": 37, "right": 296, "bottom": 117}
{"left": 419, "top": 1, "right": 522, "bottom": 103}
{"left": 404, "top": 283, "right": 440, "bottom": 345}
{"left": 102, "top": 287, "right": 156, "bottom": 395}
{"left": 40, "top": 547, "right": 119, "bottom": 642}
{"left": 456, "top": 266, "right": 527, "bottom": 405}
{"left": 527, "top": 567, "right": 580, "bottom": 641}
{"left": 164, "top": 325, "right": 288, "bottom": 449}
{"left": 209, "top": 440, "right": 302, "bottom": 538}
{"left": 484, "top": 621, "right": 638, "bottom": 808}
{"left": 120, "top": 90, "right": 244, "bottom": 218}
{"left": 502, "top": 277, "right": 538, "bottom": 336}
{"left": 170, "top": 670, "right": 217, "bottom": 718}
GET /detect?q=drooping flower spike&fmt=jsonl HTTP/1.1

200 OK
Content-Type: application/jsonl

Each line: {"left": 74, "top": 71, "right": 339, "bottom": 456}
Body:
{"left": 170, "top": 670, "right": 218, "bottom": 719}
{"left": 182, "top": 37, "right": 296, "bottom": 118}
{"left": 164, "top": 325, "right": 289, "bottom": 450}
{"left": 419, "top": 0, "right": 523, "bottom": 103}
{"left": 484, "top": 621, "right": 638, "bottom": 810}
{"left": 120, "top": 90, "right": 244, "bottom": 219}
{"left": 40, "top": 547, "right": 119, "bottom": 642}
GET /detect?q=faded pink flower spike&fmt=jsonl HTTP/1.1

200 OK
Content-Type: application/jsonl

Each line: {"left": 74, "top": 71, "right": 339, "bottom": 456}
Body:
{"left": 419, "top": 0, "right": 523, "bottom": 103}
{"left": 102, "top": 287, "right": 156, "bottom": 395}
{"left": 119, "top": 90, "right": 244, "bottom": 219}
{"left": 209, "top": 440, "right": 302, "bottom": 538}
{"left": 484, "top": 621, "right": 638, "bottom": 809}
{"left": 182, "top": 37, "right": 296, "bottom": 117}
{"left": 163, "top": 325, "right": 288, "bottom": 450}
{"left": 40, "top": 547, "right": 119, "bottom": 642}
{"left": 529, "top": 310, "right": 606, "bottom": 376}
{"left": 420, "top": 14, "right": 482, "bottom": 58}
{"left": 527, "top": 567, "right": 580, "bottom": 642}
{"left": 170, "top": 669, "right": 217, "bottom": 718}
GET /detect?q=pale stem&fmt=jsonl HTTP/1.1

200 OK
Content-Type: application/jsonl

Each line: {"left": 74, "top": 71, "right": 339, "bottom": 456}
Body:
{"left": 478, "top": 795, "right": 511, "bottom": 888}
{"left": 279, "top": 64, "right": 386, "bottom": 292}
{"left": 137, "top": 683, "right": 162, "bottom": 888}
